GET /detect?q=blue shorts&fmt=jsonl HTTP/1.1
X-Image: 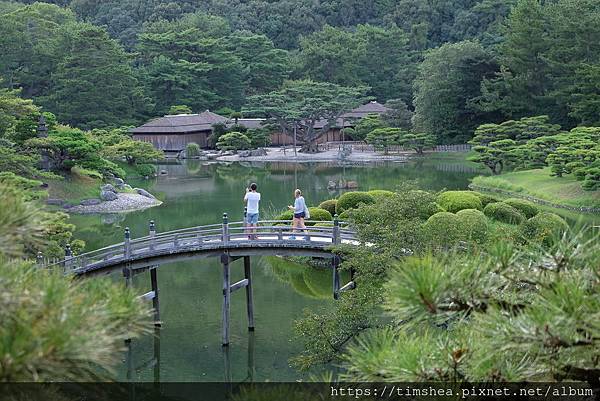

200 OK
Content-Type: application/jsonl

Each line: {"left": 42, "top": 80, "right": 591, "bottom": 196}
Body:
{"left": 247, "top": 213, "right": 259, "bottom": 224}
{"left": 294, "top": 212, "right": 305, "bottom": 219}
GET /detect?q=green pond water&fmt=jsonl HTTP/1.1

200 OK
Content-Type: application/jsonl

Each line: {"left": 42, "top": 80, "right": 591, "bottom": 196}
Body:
{"left": 69, "top": 155, "right": 489, "bottom": 382}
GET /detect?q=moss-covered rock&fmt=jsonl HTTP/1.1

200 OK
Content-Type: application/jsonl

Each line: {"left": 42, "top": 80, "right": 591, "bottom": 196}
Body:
{"left": 519, "top": 212, "right": 568, "bottom": 246}
{"left": 437, "top": 191, "right": 483, "bottom": 213}
{"left": 336, "top": 191, "right": 375, "bottom": 214}
{"left": 456, "top": 209, "right": 488, "bottom": 244}
{"left": 318, "top": 199, "right": 337, "bottom": 216}
{"left": 503, "top": 198, "right": 539, "bottom": 219}
{"left": 483, "top": 202, "right": 525, "bottom": 225}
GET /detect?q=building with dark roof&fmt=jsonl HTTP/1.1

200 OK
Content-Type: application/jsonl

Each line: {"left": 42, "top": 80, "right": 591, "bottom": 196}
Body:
{"left": 131, "top": 101, "right": 389, "bottom": 151}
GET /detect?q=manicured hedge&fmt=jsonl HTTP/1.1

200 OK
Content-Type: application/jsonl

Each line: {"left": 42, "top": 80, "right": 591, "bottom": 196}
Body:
{"left": 305, "top": 207, "right": 333, "bottom": 226}
{"left": 274, "top": 207, "right": 332, "bottom": 226}
{"left": 503, "top": 198, "right": 539, "bottom": 219}
{"left": 456, "top": 209, "right": 488, "bottom": 244}
{"left": 318, "top": 199, "right": 338, "bottom": 216}
{"left": 422, "top": 212, "right": 461, "bottom": 248}
{"left": 336, "top": 191, "right": 376, "bottom": 214}
{"left": 437, "top": 191, "right": 483, "bottom": 213}
{"left": 367, "top": 189, "right": 395, "bottom": 201}
{"left": 472, "top": 191, "right": 499, "bottom": 207}
{"left": 519, "top": 212, "right": 568, "bottom": 246}
{"left": 483, "top": 202, "right": 525, "bottom": 224}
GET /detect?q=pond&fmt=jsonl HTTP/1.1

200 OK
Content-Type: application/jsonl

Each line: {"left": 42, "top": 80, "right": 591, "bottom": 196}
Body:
{"left": 70, "top": 155, "right": 487, "bottom": 382}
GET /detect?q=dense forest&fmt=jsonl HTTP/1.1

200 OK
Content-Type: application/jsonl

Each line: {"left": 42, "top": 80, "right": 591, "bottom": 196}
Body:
{"left": 2, "top": 0, "right": 600, "bottom": 144}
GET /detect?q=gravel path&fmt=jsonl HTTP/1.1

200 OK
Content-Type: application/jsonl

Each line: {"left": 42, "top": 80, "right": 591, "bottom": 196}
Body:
{"left": 67, "top": 193, "right": 162, "bottom": 214}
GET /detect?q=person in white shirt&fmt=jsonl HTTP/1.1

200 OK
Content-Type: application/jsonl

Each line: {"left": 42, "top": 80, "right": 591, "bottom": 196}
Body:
{"left": 287, "top": 188, "right": 308, "bottom": 240}
{"left": 244, "top": 183, "right": 260, "bottom": 240}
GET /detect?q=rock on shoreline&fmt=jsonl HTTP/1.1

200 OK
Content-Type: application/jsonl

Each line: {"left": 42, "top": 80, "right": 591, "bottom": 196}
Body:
{"left": 67, "top": 193, "right": 162, "bottom": 214}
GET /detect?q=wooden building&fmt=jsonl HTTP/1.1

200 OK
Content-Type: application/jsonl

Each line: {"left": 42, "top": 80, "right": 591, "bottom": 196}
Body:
{"left": 131, "top": 102, "right": 390, "bottom": 151}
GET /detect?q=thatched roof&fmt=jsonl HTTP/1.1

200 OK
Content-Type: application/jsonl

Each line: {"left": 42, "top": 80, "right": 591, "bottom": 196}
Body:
{"left": 131, "top": 110, "right": 229, "bottom": 134}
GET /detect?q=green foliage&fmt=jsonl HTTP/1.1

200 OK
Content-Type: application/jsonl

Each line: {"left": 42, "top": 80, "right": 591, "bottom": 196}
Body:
{"left": 186, "top": 142, "right": 201, "bottom": 158}
{"left": 397, "top": 132, "right": 436, "bottom": 154}
{"left": 246, "top": 128, "right": 272, "bottom": 148}
{"left": 102, "top": 139, "right": 164, "bottom": 165}
{"left": 0, "top": 261, "right": 151, "bottom": 381}
{"left": 0, "top": 146, "right": 48, "bottom": 179}
{"left": 469, "top": 116, "right": 561, "bottom": 174}
{"left": 135, "top": 163, "right": 156, "bottom": 178}
{"left": 483, "top": 202, "right": 525, "bottom": 224}
{"left": 342, "top": 229, "right": 600, "bottom": 383}
{"left": 413, "top": 41, "right": 499, "bottom": 144}
{"left": 275, "top": 209, "right": 294, "bottom": 221}
{"left": 344, "top": 113, "right": 385, "bottom": 141}
{"left": 0, "top": 172, "right": 44, "bottom": 201}
{"left": 365, "top": 128, "right": 401, "bottom": 154}
{"left": 422, "top": 212, "right": 462, "bottom": 250}
{"left": 0, "top": 85, "right": 39, "bottom": 141}
{"left": 381, "top": 99, "right": 413, "bottom": 130}
{"left": 336, "top": 191, "right": 376, "bottom": 214}
{"left": 519, "top": 212, "right": 568, "bottom": 247}
{"left": 503, "top": 198, "right": 539, "bottom": 218}
{"left": 246, "top": 80, "right": 368, "bottom": 152}
{"left": 437, "top": 191, "right": 483, "bottom": 213}
{"left": 456, "top": 209, "right": 489, "bottom": 244}
{"left": 216, "top": 132, "right": 251, "bottom": 152}
{"left": 366, "top": 190, "right": 395, "bottom": 201}
{"left": 305, "top": 207, "right": 332, "bottom": 226}
{"left": 317, "top": 199, "right": 337, "bottom": 216}
{"left": 168, "top": 105, "right": 192, "bottom": 114}
{"left": 471, "top": 191, "right": 499, "bottom": 206}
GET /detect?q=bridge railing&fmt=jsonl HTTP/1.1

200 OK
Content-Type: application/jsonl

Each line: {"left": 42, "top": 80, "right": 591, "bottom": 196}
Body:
{"left": 47, "top": 218, "right": 356, "bottom": 274}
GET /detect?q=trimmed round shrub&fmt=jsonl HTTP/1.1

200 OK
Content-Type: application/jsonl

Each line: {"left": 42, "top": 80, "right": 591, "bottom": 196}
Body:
{"left": 519, "top": 212, "right": 568, "bottom": 247}
{"left": 135, "top": 163, "right": 156, "bottom": 177}
{"left": 186, "top": 142, "right": 201, "bottom": 157}
{"left": 422, "top": 212, "right": 461, "bottom": 248}
{"left": 483, "top": 202, "right": 525, "bottom": 225}
{"left": 336, "top": 191, "right": 375, "bottom": 214}
{"left": 338, "top": 210, "right": 352, "bottom": 220}
{"left": 503, "top": 198, "right": 539, "bottom": 219}
{"left": 367, "top": 189, "right": 395, "bottom": 201}
{"left": 275, "top": 209, "right": 294, "bottom": 221}
{"left": 305, "top": 207, "right": 333, "bottom": 226}
{"left": 318, "top": 199, "right": 338, "bottom": 216}
{"left": 274, "top": 207, "right": 332, "bottom": 226}
{"left": 472, "top": 191, "right": 499, "bottom": 207}
{"left": 456, "top": 209, "right": 488, "bottom": 244}
{"left": 437, "top": 191, "right": 483, "bottom": 213}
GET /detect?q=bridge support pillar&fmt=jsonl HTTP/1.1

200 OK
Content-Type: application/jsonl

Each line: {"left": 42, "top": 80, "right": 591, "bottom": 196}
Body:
{"left": 150, "top": 267, "right": 161, "bottom": 327}
{"left": 244, "top": 256, "right": 255, "bottom": 331}
{"left": 332, "top": 256, "right": 340, "bottom": 300}
{"left": 221, "top": 253, "right": 231, "bottom": 346}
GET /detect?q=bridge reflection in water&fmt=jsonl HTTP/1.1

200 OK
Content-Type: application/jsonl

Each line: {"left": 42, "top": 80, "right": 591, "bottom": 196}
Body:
{"left": 41, "top": 213, "right": 357, "bottom": 347}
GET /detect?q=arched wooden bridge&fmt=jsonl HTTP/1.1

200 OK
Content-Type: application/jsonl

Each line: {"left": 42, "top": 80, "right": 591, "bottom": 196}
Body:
{"left": 42, "top": 213, "right": 358, "bottom": 346}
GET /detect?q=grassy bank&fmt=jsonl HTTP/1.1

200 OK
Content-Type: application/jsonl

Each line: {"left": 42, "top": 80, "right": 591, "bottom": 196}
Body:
{"left": 471, "top": 168, "right": 600, "bottom": 209}
{"left": 47, "top": 169, "right": 102, "bottom": 204}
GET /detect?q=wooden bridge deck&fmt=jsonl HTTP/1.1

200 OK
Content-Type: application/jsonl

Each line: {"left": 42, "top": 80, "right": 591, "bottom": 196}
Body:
{"left": 46, "top": 217, "right": 357, "bottom": 277}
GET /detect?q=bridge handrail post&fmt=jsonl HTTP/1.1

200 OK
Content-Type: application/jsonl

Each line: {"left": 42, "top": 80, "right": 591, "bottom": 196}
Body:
{"left": 63, "top": 243, "right": 72, "bottom": 273}
{"left": 36, "top": 251, "right": 44, "bottom": 268}
{"left": 149, "top": 220, "right": 156, "bottom": 251}
{"left": 222, "top": 213, "right": 229, "bottom": 243}
{"left": 333, "top": 214, "right": 341, "bottom": 245}
{"left": 124, "top": 227, "right": 131, "bottom": 258}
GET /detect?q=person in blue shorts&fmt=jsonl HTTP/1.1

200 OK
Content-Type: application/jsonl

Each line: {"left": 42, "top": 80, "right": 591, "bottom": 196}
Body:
{"left": 244, "top": 183, "right": 260, "bottom": 239}
{"left": 287, "top": 188, "right": 308, "bottom": 240}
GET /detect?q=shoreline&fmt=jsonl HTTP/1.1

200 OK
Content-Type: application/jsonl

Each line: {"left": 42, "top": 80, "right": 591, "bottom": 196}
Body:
{"left": 65, "top": 193, "right": 163, "bottom": 214}
{"left": 469, "top": 184, "right": 600, "bottom": 213}
{"left": 213, "top": 148, "right": 412, "bottom": 163}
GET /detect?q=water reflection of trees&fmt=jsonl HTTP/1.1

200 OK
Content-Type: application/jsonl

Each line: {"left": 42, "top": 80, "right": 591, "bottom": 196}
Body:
{"left": 263, "top": 256, "right": 349, "bottom": 300}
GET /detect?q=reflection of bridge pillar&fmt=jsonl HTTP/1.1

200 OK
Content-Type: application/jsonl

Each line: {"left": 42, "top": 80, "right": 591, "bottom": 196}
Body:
{"left": 244, "top": 256, "right": 255, "bottom": 331}
{"left": 332, "top": 256, "right": 340, "bottom": 300}
{"left": 247, "top": 330, "right": 255, "bottom": 382}
{"left": 221, "top": 253, "right": 231, "bottom": 346}
{"left": 153, "top": 327, "right": 161, "bottom": 385}
{"left": 150, "top": 267, "right": 161, "bottom": 326}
